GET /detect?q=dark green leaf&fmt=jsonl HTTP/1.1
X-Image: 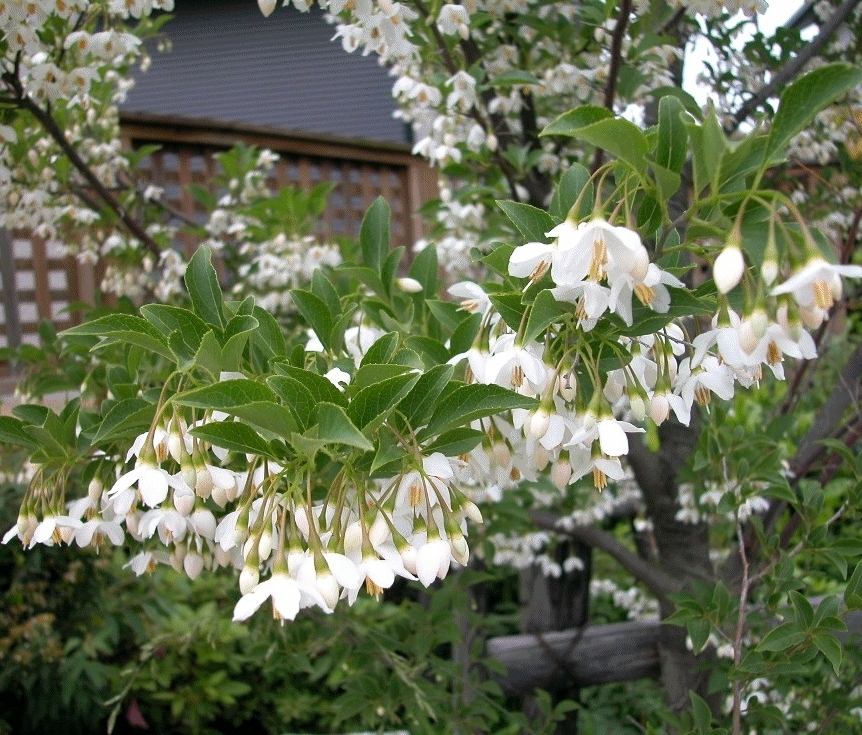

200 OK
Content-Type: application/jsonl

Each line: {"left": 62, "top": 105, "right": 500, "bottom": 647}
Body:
{"left": 549, "top": 163, "right": 592, "bottom": 222}
{"left": 347, "top": 372, "right": 420, "bottom": 431}
{"left": 185, "top": 246, "right": 225, "bottom": 329}
{"left": 93, "top": 398, "right": 155, "bottom": 444}
{"left": 0, "top": 415, "right": 40, "bottom": 450}
{"left": 422, "top": 427, "right": 485, "bottom": 457}
{"left": 767, "top": 63, "right": 862, "bottom": 157}
{"left": 419, "top": 383, "right": 536, "bottom": 439}
{"left": 190, "top": 420, "right": 276, "bottom": 458}
{"left": 656, "top": 95, "right": 688, "bottom": 174}
{"left": 62, "top": 314, "right": 174, "bottom": 361}
{"left": 496, "top": 200, "right": 556, "bottom": 243}
{"left": 290, "top": 289, "right": 334, "bottom": 352}
{"left": 523, "top": 289, "right": 568, "bottom": 344}
{"left": 316, "top": 402, "right": 373, "bottom": 451}
{"left": 397, "top": 364, "right": 454, "bottom": 428}
{"left": 360, "top": 197, "right": 391, "bottom": 273}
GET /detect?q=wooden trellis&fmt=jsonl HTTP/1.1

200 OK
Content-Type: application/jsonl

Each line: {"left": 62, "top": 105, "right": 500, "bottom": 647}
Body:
{"left": 0, "top": 113, "right": 437, "bottom": 388}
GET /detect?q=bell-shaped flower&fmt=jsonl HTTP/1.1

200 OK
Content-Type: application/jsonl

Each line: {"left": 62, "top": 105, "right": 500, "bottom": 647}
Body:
{"left": 771, "top": 257, "right": 862, "bottom": 310}
{"left": 485, "top": 333, "right": 550, "bottom": 393}
{"left": 416, "top": 537, "right": 452, "bottom": 587}
{"left": 713, "top": 244, "right": 746, "bottom": 294}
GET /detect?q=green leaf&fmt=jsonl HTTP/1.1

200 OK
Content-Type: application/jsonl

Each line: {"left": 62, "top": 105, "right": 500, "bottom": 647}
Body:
{"left": 141, "top": 304, "right": 210, "bottom": 345}
{"left": 422, "top": 427, "right": 485, "bottom": 457}
{"left": 0, "top": 415, "right": 40, "bottom": 450}
{"left": 541, "top": 107, "right": 648, "bottom": 174}
{"left": 656, "top": 95, "right": 688, "bottom": 174}
{"left": 687, "top": 618, "right": 711, "bottom": 654}
{"left": 311, "top": 269, "right": 342, "bottom": 319}
{"left": 689, "top": 691, "right": 713, "bottom": 735}
{"left": 408, "top": 243, "right": 438, "bottom": 298}
{"left": 845, "top": 559, "right": 862, "bottom": 610}
{"left": 549, "top": 163, "right": 592, "bottom": 222}
{"left": 523, "top": 289, "right": 568, "bottom": 345}
{"left": 347, "top": 371, "right": 420, "bottom": 431}
{"left": 478, "top": 244, "right": 517, "bottom": 280}
{"left": 190, "top": 420, "right": 276, "bottom": 458}
{"left": 92, "top": 398, "right": 155, "bottom": 444}
{"left": 185, "top": 246, "right": 225, "bottom": 330}
{"left": 316, "top": 402, "right": 373, "bottom": 451}
{"left": 489, "top": 69, "right": 542, "bottom": 86}
{"left": 419, "top": 383, "right": 536, "bottom": 440}
{"left": 267, "top": 375, "right": 316, "bottom": 429}
{"left": 813, "top": 632, "right": 842, "bottom": 675}
{"left": 757, "top": 622, "right": 806, "bottom": 652}
{"left": 361, "top": 331, "right": 399, "bottom": 367}
{"left": 62, "top": 315, "right": 174, "bottom": 361}
{"left": 397, "top": 364, "right": 454, "bottom": 428}
{"left": 789, "top": 590, "right": 814, "bottom": 630}
{"left": 173, "top": 379, "right": 278, "bottom": 411}
{"left": 496, "top": 200, "right": 555, "bottom": 243}
{"left": 541, "top": 105, "right": 613, "bottom": 137}
{"left": 250, "top": 305, "right": 287, "bottom": 363}
{"left": 488, "top": 292, "right": 527, "bottom": 330}
{"left": 270, "top": 365, "right": 347, "bottom": 407}
{"left": 360, "top": 197, "right": 391, "bottom": 273}
{"left": 290, "top": 289, "right": 334, "bottom": 352}
{"left": 687, "top": 107, "right": 726, "bottom": 195}
{"left": 220, "top": 314, "right": 258, "bottom": 371}
{"left": 767, "top": 63, "right": 862, "bottom": 157}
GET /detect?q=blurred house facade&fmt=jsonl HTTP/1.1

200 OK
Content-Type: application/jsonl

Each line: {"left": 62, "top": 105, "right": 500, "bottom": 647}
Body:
{"left": 1, "top": 0, "right": 435, "bottom": 376}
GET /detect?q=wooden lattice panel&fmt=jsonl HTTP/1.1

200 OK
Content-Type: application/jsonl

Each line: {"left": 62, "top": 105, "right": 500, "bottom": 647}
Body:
{"left": 138, "top": 144, "right": 413, "bottom": 249}
{"left": 0, "top": 233, "right": 87, "bottom": 350}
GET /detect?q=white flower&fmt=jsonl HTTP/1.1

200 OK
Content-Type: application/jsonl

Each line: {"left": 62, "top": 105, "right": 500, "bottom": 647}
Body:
{"left": 771, "top": 257, "right": 862, "bottom": 310}
{"left": 416, "top": 537, "right": 452, "bottom": 587}
{"left": 233, "top": 571, "right": 327, "bottom": 622}
{"left": 713, "top": 245, "right": 745, "bottom": 294}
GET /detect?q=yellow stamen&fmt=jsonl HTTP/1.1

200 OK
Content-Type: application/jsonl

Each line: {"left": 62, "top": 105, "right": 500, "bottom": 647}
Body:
{"left": 511, "top": 364, "right": 524, "bottom": 388}
{"left": 366, "top": 578, "right": 384, "bottom": 597}
{"left": 634, "top": 283, "right": 655, "bottom": 306}
{"left": 767, "top": 341, "right": 782, "bottom": 365}
{"left": 529, "top": 260, "right": 549, "bottom": 282}
{"left": 409, "top": 481, "right": 423, "bottom": 507}
{"left": 592, "top": 467, "right": 607, "bottom": 491}
{"left": 589, "top": 236, "right": 607, "bottom": 281}
{"left": 694, "top": 386, "right": 712, "bottom": 406}
{"left": 813, "top": 279, "right": 833, "bottom": 309}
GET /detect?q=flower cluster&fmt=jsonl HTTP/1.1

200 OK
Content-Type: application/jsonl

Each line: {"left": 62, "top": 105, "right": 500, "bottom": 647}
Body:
{"left": 4, "top": 361, "right": 483, "bottom": 622}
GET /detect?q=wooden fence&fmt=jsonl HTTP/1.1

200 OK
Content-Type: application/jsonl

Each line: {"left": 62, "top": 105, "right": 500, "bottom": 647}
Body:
{"left": 0, "top": 113, "right": 437, "bottom": 389}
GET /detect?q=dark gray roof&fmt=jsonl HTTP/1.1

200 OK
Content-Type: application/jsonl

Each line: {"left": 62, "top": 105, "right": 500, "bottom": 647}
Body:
{"left": 122, "top": 0, "right": 410, "bottom": 145}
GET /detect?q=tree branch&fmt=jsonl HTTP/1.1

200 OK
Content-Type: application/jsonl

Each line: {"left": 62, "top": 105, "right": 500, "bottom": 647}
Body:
{"left": 1, "top": 71, "right": 162, "bottom": 259}
{"left": 530, "top": 510, "right": 682, "bottom": 599}
{"left": 592, "top": 0, "right": 633, "bottom": 173}
{"left": 727, "top": 0, "right": 862, "bottom": 133}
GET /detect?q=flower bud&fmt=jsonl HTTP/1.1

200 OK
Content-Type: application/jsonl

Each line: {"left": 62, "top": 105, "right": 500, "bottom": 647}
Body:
{"left": 258, "top": 0, "right": 276, "bottom": 16}
{"left": 315, "top": 570, "right": 340, "bottom": 610}
{"left": 713, "top": 244, "right": 745, "bottom": 294}
{"left": 239, "top": 565, "right": 259, "bottom": 594}
{"left": 396, "top": 277, "right": 423, "bottom": 293}
{"left": 184, "top": 552, "right": 204, "bottom": 580}
{"left": 551, "top": 459, "right": 572, "bottom": 490}
{"left": 528, "top": 408, "right": 551, "bottom": 440}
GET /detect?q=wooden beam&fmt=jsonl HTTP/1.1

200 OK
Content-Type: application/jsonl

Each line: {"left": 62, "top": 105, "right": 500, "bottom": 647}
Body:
{"left": 486, "top": 619, "right": 661, "bottom": 694}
